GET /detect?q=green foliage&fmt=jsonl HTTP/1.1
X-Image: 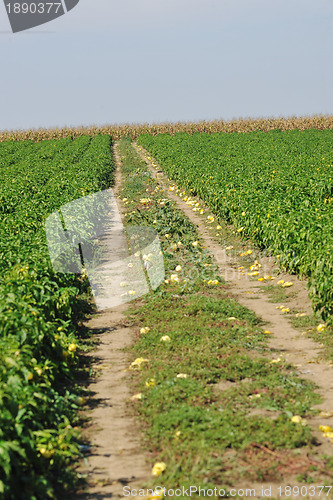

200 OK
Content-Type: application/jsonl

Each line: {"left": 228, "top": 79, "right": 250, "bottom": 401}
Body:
{"left": 0, "top": 135, "right": 115, "bottom": 498}
{"left": 138, "top": 130, "right": 333, "bottom": 324}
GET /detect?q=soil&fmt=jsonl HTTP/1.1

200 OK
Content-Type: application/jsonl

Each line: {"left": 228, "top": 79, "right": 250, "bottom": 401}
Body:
{"left": 133, "top": 141, "right": 333, "bottom": 499}
{"left": 75, "top": 143, "right": 152, "bottom": 499}
{"left": 75, "top": 140, "right": 333, "bottom": 499}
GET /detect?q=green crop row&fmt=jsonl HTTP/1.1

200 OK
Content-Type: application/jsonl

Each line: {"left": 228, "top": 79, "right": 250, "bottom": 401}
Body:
{"left": 137, "top": 129, "right": 333, "bottom": 324}
{"left": 0, "top": 135, "right": 115, "bottom": 499}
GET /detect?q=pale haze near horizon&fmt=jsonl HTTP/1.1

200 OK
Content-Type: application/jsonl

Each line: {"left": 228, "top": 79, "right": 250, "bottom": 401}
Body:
{"left": 1, "top": 0, "right": 333, "bottom": 132}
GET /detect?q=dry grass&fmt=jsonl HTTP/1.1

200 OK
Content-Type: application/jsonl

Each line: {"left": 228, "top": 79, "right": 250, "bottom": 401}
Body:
{"left": 2, "top": 114, "right": 333, "bottom": 142}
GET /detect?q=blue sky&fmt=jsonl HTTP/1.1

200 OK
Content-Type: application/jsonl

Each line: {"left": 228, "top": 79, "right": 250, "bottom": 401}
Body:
{"left": 1, "top": 0, "right": 333, "bottom": 131}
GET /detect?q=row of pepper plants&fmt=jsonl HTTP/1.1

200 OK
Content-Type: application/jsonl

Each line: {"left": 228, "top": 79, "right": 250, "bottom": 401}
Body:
{"left": 0, "top": 134, "right": 115, "bottom": 499}
{"left": 137, "top": 129, "right": 333, "bottom": 324}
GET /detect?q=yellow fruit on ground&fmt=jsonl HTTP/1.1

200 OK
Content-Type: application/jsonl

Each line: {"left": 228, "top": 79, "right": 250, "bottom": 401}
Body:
{"left": 75, "top": 396, "right": 86, "bottom": 406}
{"left": 319, "top": 425, "right": 333, "bottom": 433}
{"left": 152, "top": 462, "right": 167, "bottom": 476}
{"left": 40, "top": 448, "right": 54, "bottom": 459}
{"left": 68, "top": 343, "right": 77, "bottom": 352}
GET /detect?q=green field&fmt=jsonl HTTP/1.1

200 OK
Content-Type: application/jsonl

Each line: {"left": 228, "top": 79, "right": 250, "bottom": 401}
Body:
{"left": 137, "top": 129, "right": 333, "bottom": 324}
{"left": 118, "top": 137, "right": 333, "bottom": 496}
{"left": 0, "top": 135, "right": 114, "bottom": 499}
{"left": 1, "top": 126, "right": 333, "bottom": 498}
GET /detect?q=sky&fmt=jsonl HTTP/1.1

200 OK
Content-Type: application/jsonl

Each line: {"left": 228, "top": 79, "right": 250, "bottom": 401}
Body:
{"left": 1, "top": 0, "right": 333, "bottom": 132}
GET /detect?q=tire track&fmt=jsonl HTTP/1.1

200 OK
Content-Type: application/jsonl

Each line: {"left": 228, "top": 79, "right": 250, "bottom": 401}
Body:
{"left": 75, "top": 142, "right": 151, "bottom": 499}
{"left": 133, "top": 141, "right": 333, "bottom": 462}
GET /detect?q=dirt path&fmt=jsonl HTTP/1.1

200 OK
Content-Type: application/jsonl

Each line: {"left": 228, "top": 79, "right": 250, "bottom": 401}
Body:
{"left": 133, "top": 142, "right": 333, "bottom": 458}
{"left": 75, "top": 142, "right": 151, "bottom": 499}
{"left": 75, "top": 139, "right": 333, "bottom": 499}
